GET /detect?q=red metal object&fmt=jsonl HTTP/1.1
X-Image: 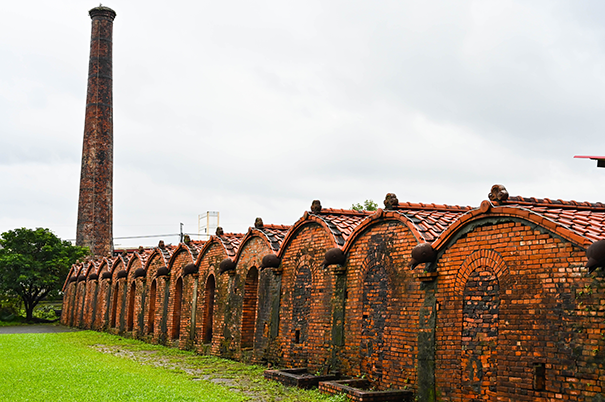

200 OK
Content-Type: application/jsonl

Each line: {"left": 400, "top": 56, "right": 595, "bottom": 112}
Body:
{"left": 574, "top": 155, "right": 605, "bottom": 167}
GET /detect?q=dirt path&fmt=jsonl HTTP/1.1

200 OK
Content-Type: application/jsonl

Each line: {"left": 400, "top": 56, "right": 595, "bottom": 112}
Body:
{"left": 93, "top": 344, "right": 271, "bottom": 401}
{"left": 0, "top": 324, "right": 79, "bottom": 334}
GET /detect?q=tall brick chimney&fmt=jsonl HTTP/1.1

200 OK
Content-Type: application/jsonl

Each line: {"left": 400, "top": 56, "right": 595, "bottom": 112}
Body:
{"left": 76, "top": 6, "right": 116, "bottom": 257}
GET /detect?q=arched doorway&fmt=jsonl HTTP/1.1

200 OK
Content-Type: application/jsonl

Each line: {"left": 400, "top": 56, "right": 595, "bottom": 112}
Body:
{"left": 148, "top": 279, "right": 157, "bottom": 334}
{"left": 241, "top": 267, "right": 259, "bottom": 348}
{"left": 171, "top": 277, "right": 183, "bottom": 340}
{"left": 202, "top": 275, "right": 216, "bottom": 344}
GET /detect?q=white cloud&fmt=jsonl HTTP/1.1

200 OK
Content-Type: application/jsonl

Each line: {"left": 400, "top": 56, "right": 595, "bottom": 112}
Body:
{"left": 2, "top": 0, "right": 605, "bottom": 247}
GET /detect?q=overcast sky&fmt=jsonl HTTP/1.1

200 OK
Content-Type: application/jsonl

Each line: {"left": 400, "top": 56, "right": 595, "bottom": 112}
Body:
{"left": 2, "top": 0, "right": 605, "bottom": 248}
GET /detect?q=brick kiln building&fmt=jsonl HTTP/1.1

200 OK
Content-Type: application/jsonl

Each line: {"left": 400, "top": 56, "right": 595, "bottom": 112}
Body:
{"left": 62, "top": 185, "right": 605, "bottom": 401}
{"left": 64, "top": 6, "right": 604, "bottom": 402}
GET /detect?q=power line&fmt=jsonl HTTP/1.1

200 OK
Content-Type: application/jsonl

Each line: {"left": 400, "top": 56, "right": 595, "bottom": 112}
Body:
{"left": 66, "top": 232, "right": 211, "bottom": 243}
{"left": 113, "top": 233, "right": 180, "bottom": 240}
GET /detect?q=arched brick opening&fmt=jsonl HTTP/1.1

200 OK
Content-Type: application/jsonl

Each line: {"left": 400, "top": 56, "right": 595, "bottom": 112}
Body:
{"left": 360, "top": 263, "right": 389, "bottom": 384}
{"left": 148, "top": 279, "right": 157, "bottom": 335}
{"left": 110, "top": 283, "right": 119, "bottom": 328}
{"left": 241, "top": 266, "right": 259, "bottom": 349}
{"left": 202, "top": 275, "right": 216, "bottom": 344}
{"left": 291, "top": 264, "right": 312, "bottom": 362}
{"left": 127, "top": 281, "right": 136, "bottom": 332}
{"left": 171, "top": 277, "right": 183, "bottom": 340}
{"left": 460, "top": 266, "right": 500, "bottom": 401}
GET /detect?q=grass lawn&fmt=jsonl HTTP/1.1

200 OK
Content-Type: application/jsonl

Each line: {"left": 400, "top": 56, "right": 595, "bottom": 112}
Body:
{"left": 0, "top": 330, "right": 346, "bottom": 402}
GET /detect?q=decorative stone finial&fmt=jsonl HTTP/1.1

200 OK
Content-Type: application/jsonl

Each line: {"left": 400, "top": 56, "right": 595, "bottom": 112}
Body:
{"left": 586, "top": 239, "right": 605, "bottom": 273}
{"left": 138, "top": 246, "right": 145, "bottom": 253}
{"left": 322, "top": 248, "right": 346, "bottom": 268}
{"left": 158, "top": 240, "right": 165, "bottom": 249}
{"left": 261, "top": 254, "right": 281, "bottom": 270}
{"left": 183, "top": 234, "right": 191, "bottom": 245}
{"left": 488, "top": 184, "right": 509, "bottom": 204}
{"left": 255, "top": 217, "right": 264, "bottom": 228}
{"left": 384, "top": 193, "right": 399, "bottom": 210}
{"left": 311, "top": 200, "right": 322, "bottom": 214}
{"left": 410, "top": 243, "right": 437, "bottom": 269}
{"left": 216, "top": 227, "right": 224, "bottom": 236}
{"left": 219, "top": 258, "right": 236, "bottom": 274}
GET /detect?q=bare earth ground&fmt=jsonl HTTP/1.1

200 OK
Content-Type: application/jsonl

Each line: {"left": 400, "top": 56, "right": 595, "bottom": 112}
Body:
{"left": 0, "top": 323, "right": 79, "bottom": 334}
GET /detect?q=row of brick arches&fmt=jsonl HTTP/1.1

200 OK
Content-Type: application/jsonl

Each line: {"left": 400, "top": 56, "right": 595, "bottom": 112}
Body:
{"left": 62, "top": 194, "right": 605, "bottom": 401}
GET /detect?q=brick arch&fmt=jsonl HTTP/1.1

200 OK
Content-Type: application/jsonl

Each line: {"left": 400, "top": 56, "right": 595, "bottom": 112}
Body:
{"left": 277, "top": 218, "right": 339, "bottom": 259}
{"left": 454, "top": 249, "right": 508, "bottom": 295}
{"left": 168, "top": 244, "right": 196, "bottom": 271}
{"left": 342, "top": 210, "right": 425, "bottom": 253}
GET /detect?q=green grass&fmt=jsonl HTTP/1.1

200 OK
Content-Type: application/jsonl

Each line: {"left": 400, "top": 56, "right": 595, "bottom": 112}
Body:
{"left": 0, "top": 330, "right": 346, "bottom": 402}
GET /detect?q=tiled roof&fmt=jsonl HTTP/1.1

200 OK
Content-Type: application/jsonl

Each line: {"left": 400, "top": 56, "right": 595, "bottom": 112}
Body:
{"left": 217, "top": 233, "right": 245, "bottom": 257}
{"left": 254, "top": 224, "right": 290, "bottom": 251}
{"left": 312, "top": 209, "right": 372, "bottom": 246}
{"left": 396, "top": 203, "right": 472, "bottom": 242}
{"left": 158, "top": 244, "right": 177, "bottom": 262}
{"left": 502, "top": 196, "right": 605, "bottom": 242}
{"left": 185, "top": 240, "right": 206, "bottom": 260}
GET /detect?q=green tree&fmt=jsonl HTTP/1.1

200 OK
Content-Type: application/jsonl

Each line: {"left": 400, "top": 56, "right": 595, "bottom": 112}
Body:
{"left": 351, "top": 199, "right": 378, "bottom": 212}
{"left": 0, "top": 228, "right": 88, "bottom": 321}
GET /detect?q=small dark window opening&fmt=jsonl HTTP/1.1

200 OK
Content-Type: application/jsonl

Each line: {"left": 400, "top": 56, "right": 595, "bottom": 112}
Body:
{"left": 533, "top": 363, "right": 545, "bottom": 391}
{"left": 294, "top": 329, "right": 300, "bottom": 344}
{"left": 263, "top": 323, "right": 269, "bottom": 338}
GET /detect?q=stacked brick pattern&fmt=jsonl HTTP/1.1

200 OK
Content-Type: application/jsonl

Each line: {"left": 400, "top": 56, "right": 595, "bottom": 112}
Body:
{"left": 62, "top": 192, "right": 605, "bottom": 401}
{"left": 76, "top": 6, "right": 116, "bottom": 257}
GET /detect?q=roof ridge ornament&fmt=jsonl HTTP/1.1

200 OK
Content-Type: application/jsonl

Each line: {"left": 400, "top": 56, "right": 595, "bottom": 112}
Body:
{"left": 311, "top": 200, "right": 322, "bottom": 214}
{"left": 488, "top": 184, "right": 509, "bottom": 205}
{"left": 384, "top": 193, "right": 399, "bottom": 210}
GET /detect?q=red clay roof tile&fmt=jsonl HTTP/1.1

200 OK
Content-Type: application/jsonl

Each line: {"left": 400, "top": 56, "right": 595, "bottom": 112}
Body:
{"left": 312, "top": 210, "right": 372, "bottom": 246}
{"left": 396, "top": 204, "right": 471, "bottom": 242}
{"left": 503, "top": 196, "right": 605, "bottom": 242}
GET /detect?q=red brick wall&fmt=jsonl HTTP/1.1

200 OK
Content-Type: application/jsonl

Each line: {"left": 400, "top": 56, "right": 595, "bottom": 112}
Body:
{"left": 61, "top": 211, "right": 605, "bottom": 401}
{"left": 124, "top": 256, "right": 145, "bottom": 337}
{"left": 277, "top": 223, "right": 334, "bottom": 372}
{"left": 93, "top": 262, "right": 111, "bottom": 330}
{"left": 219, "top": 235, "right": 272, "bottom": 361}
{"left": 194, "top": 242, "right": 227, "bottom": 354}
{"left": 108, "top": 259, "right": 126, "bottom": 333}
{"left": 81, "top": 278, "right": 99, "bottom": 328}
{"left": 144, "top": 253, "right": 168, "bottom": 344}
{"left": 434, "top": 220, "right": 604, "bottom": 401}
{"left": 341, "top": 219, "right": 422, "bottom": 390}
{"left": 166, "top": 248, "right": 196, "bottom": 349}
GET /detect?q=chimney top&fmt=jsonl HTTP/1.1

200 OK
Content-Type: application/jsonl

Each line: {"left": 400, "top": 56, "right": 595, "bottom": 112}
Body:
{"left": 89, "top": 5, "right": 116, "bottom": 20}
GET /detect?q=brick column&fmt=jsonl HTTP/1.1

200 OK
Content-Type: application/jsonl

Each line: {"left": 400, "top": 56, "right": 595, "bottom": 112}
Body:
{"left": 76, "top": 6, "right": 116, "bottom": 257}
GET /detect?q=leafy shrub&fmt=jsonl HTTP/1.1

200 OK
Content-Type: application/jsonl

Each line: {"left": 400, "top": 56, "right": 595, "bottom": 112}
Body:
{"left": 0, "top": 294, "right": 21, "bottom": 321}
{"left": 33, "top": 304, "right": 59, "bottom": 321}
